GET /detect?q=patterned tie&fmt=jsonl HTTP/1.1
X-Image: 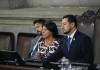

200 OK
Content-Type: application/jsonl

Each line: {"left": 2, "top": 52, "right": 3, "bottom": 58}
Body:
{"left": 67, "top": 37, "right": 71, "bottom": 51}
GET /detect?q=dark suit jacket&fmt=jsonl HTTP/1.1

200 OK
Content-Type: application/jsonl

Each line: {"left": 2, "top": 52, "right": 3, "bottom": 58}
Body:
{"left": 44, "top": 30, "right": 94, "bottom": 65}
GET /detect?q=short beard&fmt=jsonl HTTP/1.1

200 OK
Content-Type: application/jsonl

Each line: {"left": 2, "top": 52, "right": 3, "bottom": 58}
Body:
{"left": 63, "top": 29, "right": 71, "bottom": 35}
{"left": 64, "top": 31, "right": 70, "bottom": 34}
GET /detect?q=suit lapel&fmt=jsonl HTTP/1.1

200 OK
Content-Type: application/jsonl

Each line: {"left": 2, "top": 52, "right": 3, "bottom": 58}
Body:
{"left": 69, "top": 38, "right": 77, "bottom": 53}
{"left": 62, "top": 36, "right": 69, "bottom": 54}
{"left": 68, "top": 30, "right": 79, "bottom": 53}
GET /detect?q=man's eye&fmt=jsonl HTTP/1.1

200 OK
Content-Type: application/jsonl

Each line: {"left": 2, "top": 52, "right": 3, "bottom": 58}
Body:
{"left": 63, "top": 23, "right": 66, "bottom": 25}
{"left": 43, "top": 29, "right": 46, "bottom": 31}
{"left": 36, "top": 26, "right": 39, "bottom": 28}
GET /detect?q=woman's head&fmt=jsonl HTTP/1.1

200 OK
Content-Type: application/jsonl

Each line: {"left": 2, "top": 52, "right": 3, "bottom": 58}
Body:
{"left": 42, "top": 20, "right": 58, "bottom": 38}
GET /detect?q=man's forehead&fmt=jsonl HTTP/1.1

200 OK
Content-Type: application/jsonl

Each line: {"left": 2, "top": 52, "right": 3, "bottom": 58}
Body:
{"left": 35, "top": 23, "right": 42, "bottom": 26}
{"left": 62, "top": 18, "right": 68, "bottom": 21}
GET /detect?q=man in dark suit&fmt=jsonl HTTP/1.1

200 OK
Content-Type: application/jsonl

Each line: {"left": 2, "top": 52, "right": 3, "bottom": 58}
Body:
{"left": 43, "top": 15, "right": 94, "bottom": 69}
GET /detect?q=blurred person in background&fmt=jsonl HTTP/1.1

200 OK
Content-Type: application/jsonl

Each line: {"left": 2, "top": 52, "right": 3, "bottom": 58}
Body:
{"left": 26, "top": 18, "right": 46, "bottom": 59}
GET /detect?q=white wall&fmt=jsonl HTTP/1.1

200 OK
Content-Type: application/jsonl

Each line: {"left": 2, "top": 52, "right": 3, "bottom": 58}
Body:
{"left": 27, "top": 0, "right": 100, "bottom": 7}
{"left": 0, "top": 0, "right": 9, "bottom": 9}
{"left": 27, "top": 0, "right": 79, "bottom": 7}
{"left": 80, "top": 0, "right": 100, "bottom": 6}
{"left": 0, "top": 0, "right": 27, "bottom": 9}
{"left": 0, "top": 0, "right": 100, "bottom": 9}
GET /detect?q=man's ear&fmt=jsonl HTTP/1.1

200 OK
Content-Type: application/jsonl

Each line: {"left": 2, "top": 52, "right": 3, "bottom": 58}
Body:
{"left": 71, "top": 22, "right": 75, "bottom": 27}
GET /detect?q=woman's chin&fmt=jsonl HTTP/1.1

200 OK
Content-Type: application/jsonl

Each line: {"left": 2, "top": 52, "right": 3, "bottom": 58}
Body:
{"left": 42, "top": 36, "right": 46, "bottom": 39}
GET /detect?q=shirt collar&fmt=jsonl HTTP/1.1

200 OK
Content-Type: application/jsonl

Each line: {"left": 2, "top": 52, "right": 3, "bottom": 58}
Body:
{"left": 67, "top": 29, "right": 77, "bottom": 39}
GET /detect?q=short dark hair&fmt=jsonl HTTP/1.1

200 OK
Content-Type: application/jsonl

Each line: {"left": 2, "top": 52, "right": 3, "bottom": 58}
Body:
{"left": 63, "top": 15, "right": 77, "bottom": 27}
{"left": 43, "top": 20, "right": 58, "bottom": 38}
{"left": 33, "top": 18, "right": 45, "bottom": 25}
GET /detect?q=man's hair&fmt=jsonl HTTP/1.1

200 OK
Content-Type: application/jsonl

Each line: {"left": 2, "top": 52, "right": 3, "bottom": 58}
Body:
{"left": 63, "top": 15, "right": 77, "bottom": 28}
{"left": 33, "top": 18, "right": 45, "bottom": 25}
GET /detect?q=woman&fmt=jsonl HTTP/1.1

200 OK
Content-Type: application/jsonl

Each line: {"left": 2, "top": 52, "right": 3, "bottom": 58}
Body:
{"left": 34, "top": 20, "right": 62, "bottom": 61}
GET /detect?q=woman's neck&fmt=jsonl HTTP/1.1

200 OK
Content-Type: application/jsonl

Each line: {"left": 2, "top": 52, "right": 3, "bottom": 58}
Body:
{"left": 45, "top": 36, "right": 55, "bottom": 42}
{"left": 44, "top": 36, "right": 55, "bottom": 46}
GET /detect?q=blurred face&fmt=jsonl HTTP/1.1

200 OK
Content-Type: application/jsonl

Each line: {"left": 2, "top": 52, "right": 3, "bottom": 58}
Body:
{"left": 34, "top": 23, "right": 43, "bottom": 35}
{"left": 42, "top": 26, "right": 53, "bottom": 39}
{"left": 61, "top": 18, "right": 74, "bottom": 34}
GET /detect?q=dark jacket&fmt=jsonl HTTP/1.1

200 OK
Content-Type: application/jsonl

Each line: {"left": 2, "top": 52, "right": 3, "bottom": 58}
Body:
{"left": 43, "top": 30, "right": 94, "bottom": 69}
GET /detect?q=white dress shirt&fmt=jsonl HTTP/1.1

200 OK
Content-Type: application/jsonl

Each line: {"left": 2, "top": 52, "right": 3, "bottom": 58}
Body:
{"left": 67, "top": 29, "right": 77, "bottom": 44}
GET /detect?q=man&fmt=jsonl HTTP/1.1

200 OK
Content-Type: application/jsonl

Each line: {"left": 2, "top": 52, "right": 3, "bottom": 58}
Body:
{"left": 33, "top": 18, "right": 45, "bottom": 35}
{"left": 43, "top": 15, "right": 94, "bottom": 69}
{"left": 26, "top": 18, "right": 45, "bottom": 59}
